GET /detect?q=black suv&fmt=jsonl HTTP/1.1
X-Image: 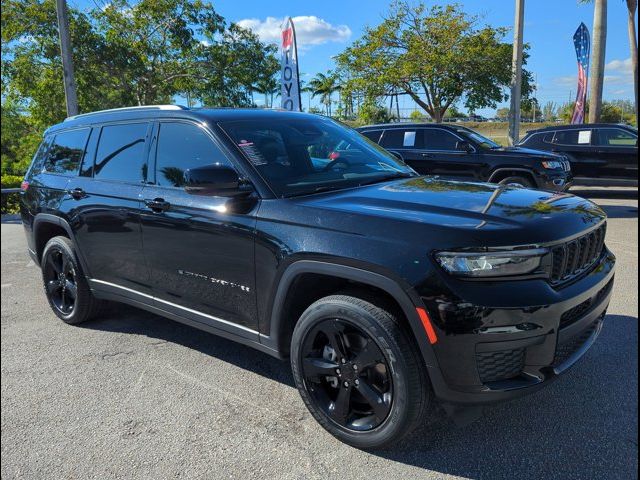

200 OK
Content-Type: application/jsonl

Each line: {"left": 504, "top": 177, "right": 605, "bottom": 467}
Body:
{"left": 357, "top": 123, "right": 573, "bottom": 191}
{"left": 20, "top": 106, "right": 615, "bottom": 449}
{"left": 519, "top": 123, "right": 638, "bottom": 186}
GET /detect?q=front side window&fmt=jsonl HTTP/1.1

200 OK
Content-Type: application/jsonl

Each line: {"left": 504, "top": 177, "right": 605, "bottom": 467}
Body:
{"left": 595, "top": 128, "right": 637, "bottom": 146}
{"left": 219, "top": 117, "right": 415, "bottom": 197}
{"left": 94, "top": 123, "right": 149, "bottom": 182}
{"left": 423, "top": 129, "right": 461, "bottom": 151}
{"left": 455, "top": 127, "right": 500, "bottom": 150}
{"left": 43, "top": 128, "right": 90, "bottom": 175}
{"left": 155, "top": 122, "right": 233, "bottom": 187}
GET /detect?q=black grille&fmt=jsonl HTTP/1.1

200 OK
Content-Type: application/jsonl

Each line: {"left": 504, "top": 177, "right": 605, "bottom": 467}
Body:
{"left": 550, "top": 223, "right": 606, "bottom": 284}
{"left": 476, "top": 348, "right": 525, "bottom": 383}
{"left": 553, "top": 321, "right": 599, "bottom": 367}
{"left": 559, "top": 279, "right": 614, "bottom": 329}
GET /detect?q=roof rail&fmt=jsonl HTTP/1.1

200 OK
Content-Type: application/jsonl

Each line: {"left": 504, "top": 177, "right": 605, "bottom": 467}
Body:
{"left": 64, "top": 104, "right": 188, "bottom": 122}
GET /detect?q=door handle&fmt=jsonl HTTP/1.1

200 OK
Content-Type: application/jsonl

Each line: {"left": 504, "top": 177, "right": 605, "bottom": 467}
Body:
{"left": 421, "top": 153, "right": 434, "bottom": 158}
{"left": 144, "top": 198, "right": 170, "bottom": 213}
{"left": 68, "top": 187, "right": 86, "bottom": 200}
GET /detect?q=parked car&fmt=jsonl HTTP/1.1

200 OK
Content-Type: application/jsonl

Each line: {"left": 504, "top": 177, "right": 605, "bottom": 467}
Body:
{"left": 357, "top": 123, "right": 572, "bottom": 191}
{"left": 21, "top": 106, "right": 615, "bottom": 449}
{"left": 519, "top": 123, "right": 638, "bottom": 186}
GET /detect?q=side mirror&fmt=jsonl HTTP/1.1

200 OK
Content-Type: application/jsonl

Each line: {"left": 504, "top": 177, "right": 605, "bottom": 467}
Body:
{"left": 456, "top": 141, "right": 474, "bottom": 153}
{"left": 183, "top": 164, "right": 252, "bottom": 197}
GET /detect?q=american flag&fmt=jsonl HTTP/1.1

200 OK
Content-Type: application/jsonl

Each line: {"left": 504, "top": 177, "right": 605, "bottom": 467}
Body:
{"left": 571, "top": 23, "right": 590, "bottom": 124}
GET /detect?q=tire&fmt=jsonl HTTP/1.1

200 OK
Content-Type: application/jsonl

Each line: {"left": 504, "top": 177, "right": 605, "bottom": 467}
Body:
{"left": 498, "top": 175, "right": 534, "bottom": 188}
{"left": 41, "top": 236, "right": 105, "bottom": 325}
{"left": 290, "top": 294, "right": 431, "bottom": 449}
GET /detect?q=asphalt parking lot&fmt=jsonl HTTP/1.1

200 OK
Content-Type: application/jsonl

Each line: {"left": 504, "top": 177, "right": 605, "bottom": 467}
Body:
{"left": 1, "top": 187, "right": 638, "bottom": 480}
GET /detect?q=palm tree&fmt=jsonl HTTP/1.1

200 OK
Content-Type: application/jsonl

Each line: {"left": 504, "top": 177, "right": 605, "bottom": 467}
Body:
{"left": 252, "top": 76, "right": 279, "bottom": 108}
{"left": 581, "top": 0, "right": 608, "bottom": 123}
{"left": 307, "top": 72, "right": 341, "bottom": 116}
{"left": 625, "top": 0, "right": 638, "bottom": 126}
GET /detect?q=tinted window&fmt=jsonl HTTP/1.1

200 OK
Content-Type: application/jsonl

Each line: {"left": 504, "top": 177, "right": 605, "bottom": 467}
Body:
{"left": 43, "top": 128, "right": 90, "bottom": 175}
{"left": 423, "top": 129, "right": 460, "bottom": 150}
{"left": 595, "top": 128, "right": 637, "bottom": 146}
{"left": 155, "top": 122, "right": 233, "bottom": 187}
{"left": 28, "top": 136, "right": 54, "bottom": 176}
{"left": 381, "top": 129, "right": 423, "bottom": 148}
{"left": 219, "top": 117, "right": 414, "bottom": 197}
{"left": 360, "top": 130, "right": 383, "bottom": 143}
{"left": 553, "top": 129, "right": 592, "bottom": 145}
{"left": 94, "top": 123, "right": 149, "bottom": 182}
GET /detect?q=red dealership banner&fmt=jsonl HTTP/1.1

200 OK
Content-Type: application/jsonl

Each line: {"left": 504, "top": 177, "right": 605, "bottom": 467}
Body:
{"left": 280, "top": 17, "right": 302, "bottom": 111}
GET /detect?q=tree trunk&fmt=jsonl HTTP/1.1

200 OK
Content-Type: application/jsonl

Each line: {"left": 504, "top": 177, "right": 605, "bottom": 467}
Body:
{"left": 627, "top": 0, "right": 638, "bottom": 126}
{"left": 589, "top": 0, "right": 607, "bottom": 123}
{"left": 508, "top": 0, "right": 525, "bottom": 146}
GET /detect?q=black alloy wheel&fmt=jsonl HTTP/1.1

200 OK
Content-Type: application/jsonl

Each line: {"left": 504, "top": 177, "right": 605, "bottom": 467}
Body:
{"left": 300, "top": 318, "right": 393, "bottom": 431}
{"left": 43, "top": 245, "right": 78, "bottom": 316}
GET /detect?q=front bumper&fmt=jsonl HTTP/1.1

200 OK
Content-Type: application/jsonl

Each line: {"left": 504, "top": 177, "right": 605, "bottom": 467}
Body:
{"left": 539, "top": 171, "right": 574, "bottom": 192}
{"left": 420, "top": 248, "right": 615, "bottom": 406}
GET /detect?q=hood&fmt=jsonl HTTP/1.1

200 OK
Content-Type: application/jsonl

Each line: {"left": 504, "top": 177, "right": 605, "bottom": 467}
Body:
{"left": 294, "top": 177, "right": 605, "bottom": 245}
{"left": 485, "top": 146, "right": 560, "bottom": 158}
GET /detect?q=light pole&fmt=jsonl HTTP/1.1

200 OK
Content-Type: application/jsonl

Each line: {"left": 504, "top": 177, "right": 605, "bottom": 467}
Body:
{"left": 56, "top": 0, "right": 79, "bottom": 116}
{"left": 508, "top": 0, "right": 525, "bottom": 145}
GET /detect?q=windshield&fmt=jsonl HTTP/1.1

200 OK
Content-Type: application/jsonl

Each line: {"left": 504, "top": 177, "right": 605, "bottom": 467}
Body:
{"left": 454, "top": 127, "right": 501, "bottom": 150}
{"left": 219, "top": 116, "right": 416, "bottom": 197}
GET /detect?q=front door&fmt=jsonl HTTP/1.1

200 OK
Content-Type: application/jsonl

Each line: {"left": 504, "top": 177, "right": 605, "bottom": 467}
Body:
{"left": 140, "top": 121, "right": 259, "bottom": 334}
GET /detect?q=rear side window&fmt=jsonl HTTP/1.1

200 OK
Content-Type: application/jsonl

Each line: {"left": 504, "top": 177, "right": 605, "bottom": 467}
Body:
{"left": 43, "top": 128, "right": 90, "bottom": 176}
{"left": 155, "top": 122, "right": 233, "bottom": 187}
{"left": 381, "top": 129, "right": 423, "bottom": 148}
{"left": 595, "top": 128, "right": 637, "bottom": 146}
{"left": 423, "top": 129, "right": 459, "bottom": 150}
{"left": 94, "top": 123, "right": 149, "bottom": 183}
{"left": 553, "top": 129, "right": 592, "bottom": 146}
{"left": 360, "top": 130, "right": 383, "bottom": 143}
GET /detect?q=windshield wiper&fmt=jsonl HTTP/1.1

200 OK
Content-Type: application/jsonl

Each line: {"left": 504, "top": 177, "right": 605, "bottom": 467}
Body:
{"left": 358, "top": 172, "right": 414, "bottom": 187}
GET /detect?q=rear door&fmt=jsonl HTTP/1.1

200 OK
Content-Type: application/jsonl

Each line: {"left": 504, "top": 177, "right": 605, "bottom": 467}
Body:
{"left": 140, "top": 120, "right": 259, "bottom": 333}
{"left": 592, "top": 127, "right": 638, "bottom": 180}
{"left": 550, "top": 128, "right": 597, "bottom": 177}
{"left": 66, "top": 121, "right": 152, "bottom": 293}
{"left": 379, "top": 128, "right": 429, "bottom": 172}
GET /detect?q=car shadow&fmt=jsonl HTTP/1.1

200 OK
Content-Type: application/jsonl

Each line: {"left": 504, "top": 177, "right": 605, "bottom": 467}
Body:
{"left": 83, "top": 306, "right": 637, "bottom": 477}
{"left": 80, "top": 304, "right": 295, "bottom": 388}
{"left": 597, "top": 204, "right": 638, "bottom": 219}
{"left": 571, "top": 188, "right": 638, "bottom": 200}
{"left": 375, "top": 314, "right": 638, "bottom": 478}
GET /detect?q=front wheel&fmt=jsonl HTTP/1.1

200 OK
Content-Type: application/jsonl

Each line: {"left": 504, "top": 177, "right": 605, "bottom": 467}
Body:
{"left": 290, "top": 294, "right": 431, "bottom": 449}
{"left": 498, "top": 175, "right": 534, "bottom": 188}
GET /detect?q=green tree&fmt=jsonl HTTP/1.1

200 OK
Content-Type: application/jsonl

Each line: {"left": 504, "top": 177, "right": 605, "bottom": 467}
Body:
{"left": 308, "top": 72, "right": 341, "bottom": 116}
{"left": 336, "top": 1, "right": 532, "bottom": 122}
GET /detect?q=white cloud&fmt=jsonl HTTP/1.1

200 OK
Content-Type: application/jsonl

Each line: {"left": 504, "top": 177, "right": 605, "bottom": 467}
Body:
{"left": 236, "top": 16, "right": 351, "bottom": 47}
{"left": 605, "top": 57, "right": 633, "bottom": 75}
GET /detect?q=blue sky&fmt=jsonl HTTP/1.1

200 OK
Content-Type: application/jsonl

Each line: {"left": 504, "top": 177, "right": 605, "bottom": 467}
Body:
{"left": 72, "top": 0, "right": 637, "bottom": 116}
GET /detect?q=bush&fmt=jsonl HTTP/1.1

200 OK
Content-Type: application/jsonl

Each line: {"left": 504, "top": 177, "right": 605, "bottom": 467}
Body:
{"left": 1, "top": 174, "right": 23, "bottom": 214}
{"left": 409, "top": 110, "right": 426, "bottom": 121}
{"left": 357, "top": 100, "right": 392, "bottom": 125}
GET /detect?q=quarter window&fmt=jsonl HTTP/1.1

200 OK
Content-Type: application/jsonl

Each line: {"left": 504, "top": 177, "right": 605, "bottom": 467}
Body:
{"left": 155, "top": 122, "right": 233, "bottom": 187}
{"left": 94, "top": 123, "right": 149, "bottom": 182}
{"left": 360, "top": 130, "right": 383, "bottom": 143}
{"left": 43, "top": 128, "right": 90, "bottom": 176}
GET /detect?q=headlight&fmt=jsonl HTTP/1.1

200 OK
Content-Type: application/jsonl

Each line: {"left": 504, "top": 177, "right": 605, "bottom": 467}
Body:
{"left": 435, "top": 248, "right": 548, "bottom": 278}
{"left": 541, "top": 160, "right": 563, "bottom": 169}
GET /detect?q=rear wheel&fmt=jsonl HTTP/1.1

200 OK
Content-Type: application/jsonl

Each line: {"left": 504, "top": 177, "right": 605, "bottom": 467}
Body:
{"left": 41, "top": 236, "right": 104, "bottom": 325}
{"left": 498, "top": 175, "right": 534, "bottom": 188}
{"left": 290, "top": 294, "right": 431, "bottom": 449}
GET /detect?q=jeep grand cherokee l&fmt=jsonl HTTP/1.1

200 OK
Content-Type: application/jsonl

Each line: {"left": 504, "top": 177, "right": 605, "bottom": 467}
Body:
{"left": 518, "top": 123, "right": 638, "bottom": 186}
{"left": 357, "top": 123, "right": 573, "bottom": 191}
{"left": 20, "top": 106, "right": 615, "bottom": 449}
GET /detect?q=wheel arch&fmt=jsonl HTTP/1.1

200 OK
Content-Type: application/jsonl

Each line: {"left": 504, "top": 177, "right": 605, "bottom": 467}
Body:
{"left": 33, "top": 213, "right": 91, "bottom": 276}
{"left": 263, "top": 260, "right": 440, "bottom": 372}
{"left": 487, "top": 167, "right": 538, "bottom": 187}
